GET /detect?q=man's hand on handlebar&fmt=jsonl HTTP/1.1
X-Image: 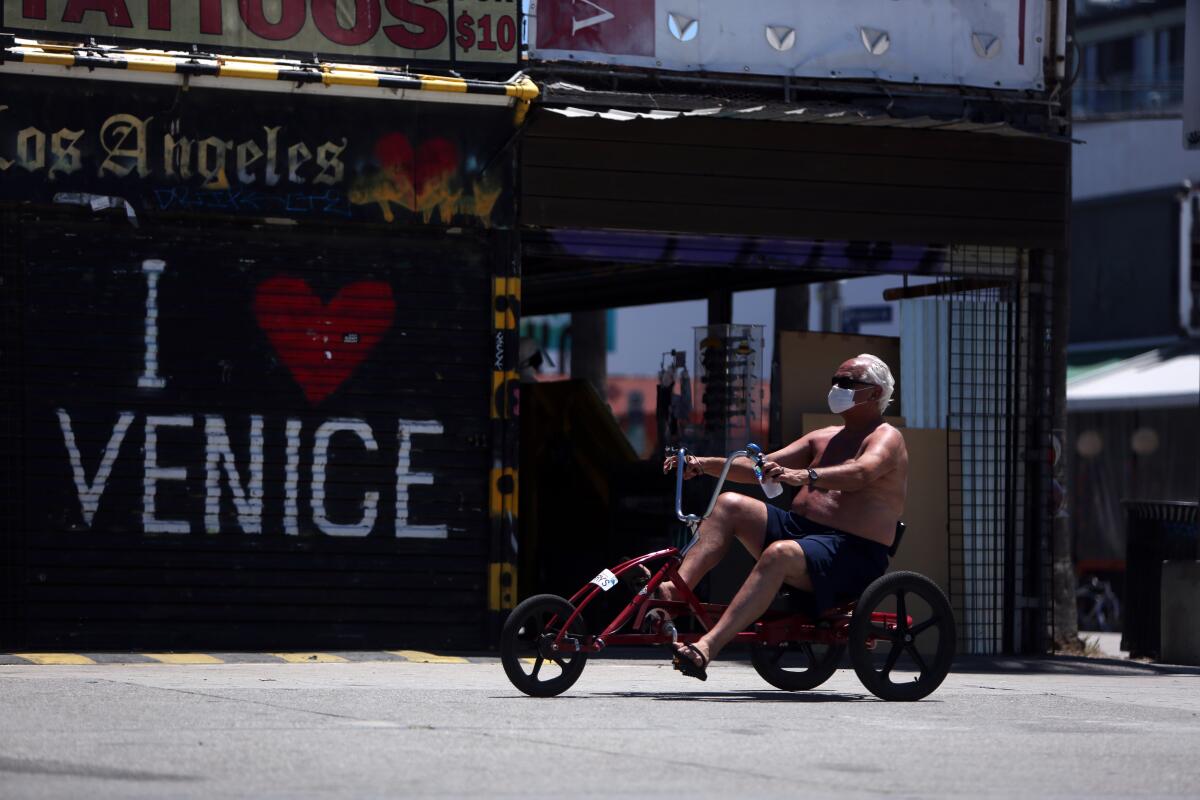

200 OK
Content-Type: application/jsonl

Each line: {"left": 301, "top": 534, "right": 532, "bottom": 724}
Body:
{"left": 663, "top": 453, "right": 705, "bottom": 479}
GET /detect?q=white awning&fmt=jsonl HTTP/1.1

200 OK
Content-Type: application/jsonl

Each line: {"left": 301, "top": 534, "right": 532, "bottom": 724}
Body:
{"left": 1067, "top": 345, "right": 1200, "bottom": 412}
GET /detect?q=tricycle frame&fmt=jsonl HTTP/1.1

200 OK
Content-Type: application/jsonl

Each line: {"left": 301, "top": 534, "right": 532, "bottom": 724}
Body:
{"left": 546, "top": 547, "right": 899, "bottom": 655}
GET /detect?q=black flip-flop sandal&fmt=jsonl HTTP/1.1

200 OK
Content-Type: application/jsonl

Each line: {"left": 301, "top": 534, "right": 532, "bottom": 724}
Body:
{"left": 671, "top": 643, "right": 709, "bottom": 681}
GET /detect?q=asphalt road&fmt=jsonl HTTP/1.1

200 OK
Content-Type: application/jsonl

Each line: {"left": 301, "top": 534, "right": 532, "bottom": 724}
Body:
{"left": 2, "top": 654, "right": 1199, "bottom": 799}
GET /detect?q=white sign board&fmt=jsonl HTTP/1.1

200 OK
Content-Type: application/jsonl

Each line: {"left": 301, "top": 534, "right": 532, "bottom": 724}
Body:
{"left": 1185, "top": 0, "right": 1200, "bottom": 149}
{"left": 529, "top": 0, "right": 1047, "bottom": 91}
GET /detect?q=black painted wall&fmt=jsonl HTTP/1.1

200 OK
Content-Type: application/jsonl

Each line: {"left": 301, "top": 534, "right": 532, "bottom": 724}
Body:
{"left": 0, "top": 212, "right": 497, "bottom": 650}
{"left": 0, "top": 72, "right": 522, "bottom": 650}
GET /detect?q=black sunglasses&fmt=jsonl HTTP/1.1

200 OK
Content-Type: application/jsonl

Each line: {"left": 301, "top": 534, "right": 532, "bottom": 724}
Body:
{"left": 831, "top": 376, "right": 875, "bottom": 390}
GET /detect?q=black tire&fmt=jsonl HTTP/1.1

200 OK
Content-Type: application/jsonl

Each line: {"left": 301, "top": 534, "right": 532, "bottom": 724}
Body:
{"left": 849, "top": 571, "right": 956, "bottom": 701}
{"left": 751, "top": 640, "right": 845, "bottom": 691}
{"left": 500, "top": 594, "right": 589, "bottom": 697}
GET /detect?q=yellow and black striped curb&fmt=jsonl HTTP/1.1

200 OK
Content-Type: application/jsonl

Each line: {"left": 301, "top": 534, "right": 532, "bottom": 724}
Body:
{"left": 0, "top": 651, "right": 495, "bottom": 666}
{"left": 1, "top": 40, "right": 539, "bottom": 102}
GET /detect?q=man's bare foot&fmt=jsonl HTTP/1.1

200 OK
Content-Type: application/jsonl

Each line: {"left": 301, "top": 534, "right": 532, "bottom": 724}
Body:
{"left": 656, "top": 580, "right": 679, "bottom": 602}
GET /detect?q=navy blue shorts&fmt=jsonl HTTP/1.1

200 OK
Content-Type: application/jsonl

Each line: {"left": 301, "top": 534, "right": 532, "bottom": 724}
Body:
{"left": 762, "top": 506, "right": 890, "bottom": 614}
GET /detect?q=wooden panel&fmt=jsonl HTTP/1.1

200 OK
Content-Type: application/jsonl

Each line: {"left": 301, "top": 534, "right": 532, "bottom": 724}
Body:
{"left": 521, "top": 113, "right": 1069, "bottom": 248}
{"left": 0, "top": 213, "right": 496, "bottom": 650}
{"left": 888, "top": 428, "right": 950, "bottom": 595}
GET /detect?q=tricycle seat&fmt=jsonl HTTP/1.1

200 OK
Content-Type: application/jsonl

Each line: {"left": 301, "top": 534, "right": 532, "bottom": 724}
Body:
{"left": 888, "top": 521, "right": 906, "bottom": 558}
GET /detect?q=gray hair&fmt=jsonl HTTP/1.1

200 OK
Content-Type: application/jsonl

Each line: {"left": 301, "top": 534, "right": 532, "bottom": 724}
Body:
{"left": 855, "top": 354, "right": 895, "bottom": 414}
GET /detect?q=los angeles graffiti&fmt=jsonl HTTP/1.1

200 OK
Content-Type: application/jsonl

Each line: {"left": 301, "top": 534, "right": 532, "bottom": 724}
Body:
{"left": 54, "top": 259, "right": 450, "bottom": 538}
{"left": 0, "top": 110, "right": 347, "bottom": 189}
{"left": 1, "top": 107, "right": 505, "bottom": 223}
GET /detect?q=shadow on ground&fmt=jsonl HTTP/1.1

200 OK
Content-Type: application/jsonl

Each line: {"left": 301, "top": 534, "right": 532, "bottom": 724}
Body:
{"left": 598, "top": 690, "right": 872, "bottom": 702}
{"left": 584, "top": 647, "right": 1200, "bottom": 676}
{"left": 492, "top": 690, "right": 874, "bottom": 702}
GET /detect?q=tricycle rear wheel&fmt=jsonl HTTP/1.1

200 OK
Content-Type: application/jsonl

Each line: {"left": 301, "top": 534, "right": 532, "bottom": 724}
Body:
{"left": 849, "top": 571, "right": 956, "bottom": 701}
{"left": 501, "top": 594, "right": 589, "bottom": 697}
{"left": 751, "top": 641, "right": 845, "bottom": 691}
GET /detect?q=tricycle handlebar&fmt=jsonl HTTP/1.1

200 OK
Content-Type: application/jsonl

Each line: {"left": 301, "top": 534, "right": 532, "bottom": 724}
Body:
{"left": 674, "top": 446, "right": 752, "bottom": 525}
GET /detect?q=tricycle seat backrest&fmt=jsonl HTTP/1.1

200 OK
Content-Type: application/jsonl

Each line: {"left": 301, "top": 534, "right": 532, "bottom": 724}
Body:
{"left": 887, "top": 522, "right": 906, "bottom": 558}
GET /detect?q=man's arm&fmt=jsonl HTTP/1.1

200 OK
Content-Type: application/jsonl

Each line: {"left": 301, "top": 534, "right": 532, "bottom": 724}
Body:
{"left": 664, "top": 454, "right": 760, "bottom": 484}
{"left": 765, "top": 427, "right": 902, "bottom": 491}
{"left": 766, "top": 430, "right": 822, "bottom": 471}
{"left": 662, "top": 432, "right": 817, "bottom": 484}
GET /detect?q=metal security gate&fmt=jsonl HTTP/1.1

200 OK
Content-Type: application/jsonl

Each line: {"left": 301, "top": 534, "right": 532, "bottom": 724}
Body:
{"left": 0, "top": 213, "right": 496, "bottom": 650}
{"left": 900, "top": 247, "right": 1055, "bottom": 654}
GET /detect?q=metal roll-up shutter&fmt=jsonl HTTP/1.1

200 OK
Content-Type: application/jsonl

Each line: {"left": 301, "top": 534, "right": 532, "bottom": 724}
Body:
{"left": 2, "top": 213, "right": 494, "bottom": 650}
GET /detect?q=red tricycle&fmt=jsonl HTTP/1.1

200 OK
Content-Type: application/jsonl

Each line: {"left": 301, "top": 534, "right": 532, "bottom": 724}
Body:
{"left": 501, "top": 445, "right": 956, "bottom": 701}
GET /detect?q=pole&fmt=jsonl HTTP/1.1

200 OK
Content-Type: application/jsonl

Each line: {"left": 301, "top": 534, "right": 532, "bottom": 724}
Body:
{"left": 569, "top": 309, "right": 607, "bottom": 399}
{"left": 1050, "top": 0, "right": 1080, "bottom": 652}
{"left": 770, "top": 283, "right": 810, "bottom": 448}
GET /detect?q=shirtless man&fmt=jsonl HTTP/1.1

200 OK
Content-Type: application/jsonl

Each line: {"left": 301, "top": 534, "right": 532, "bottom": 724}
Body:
{"left": 660, "top": 354, "right": 908, "bottom": 680}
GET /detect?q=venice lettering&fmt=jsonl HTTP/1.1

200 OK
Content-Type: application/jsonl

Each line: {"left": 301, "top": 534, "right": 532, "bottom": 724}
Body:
{"left": 0, "top": 111, "right": 347, "bottom": 189}
{"left": 55, "top": 409, "right": 448, "bottom": 538}
{"left": 53, "top": 259, "right": 447, "bottom": 539}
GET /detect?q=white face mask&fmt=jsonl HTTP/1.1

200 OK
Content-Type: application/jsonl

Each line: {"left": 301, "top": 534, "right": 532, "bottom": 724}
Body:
{"left": 828, "top": 386, "right": 866, "bottom": 414}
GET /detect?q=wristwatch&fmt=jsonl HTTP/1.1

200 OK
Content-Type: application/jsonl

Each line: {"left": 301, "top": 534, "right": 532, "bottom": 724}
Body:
{"left": 806, "top": 468, "right": 819, "bottom": 486}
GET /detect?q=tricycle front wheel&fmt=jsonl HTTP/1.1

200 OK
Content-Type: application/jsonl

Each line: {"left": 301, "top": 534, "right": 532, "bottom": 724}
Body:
{"left": 501, "top": 594, "right": 589, "bottom": 697}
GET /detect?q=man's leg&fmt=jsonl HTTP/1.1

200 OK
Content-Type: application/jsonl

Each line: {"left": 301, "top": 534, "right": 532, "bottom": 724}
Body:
{"left": 676, "top": 540, "right": 813, "bottom": 667}
{"left": 658, "top": 493, "right": 770, "bottom": 602}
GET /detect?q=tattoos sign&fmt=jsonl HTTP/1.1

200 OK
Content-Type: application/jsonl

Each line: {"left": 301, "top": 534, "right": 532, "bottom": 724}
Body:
{"left": 2, "top": 0, "right": 519, "bottom": 69}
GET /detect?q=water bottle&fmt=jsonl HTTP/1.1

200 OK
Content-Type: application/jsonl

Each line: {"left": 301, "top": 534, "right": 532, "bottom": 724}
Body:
{"left": 748, "top": 443, "right": 783, "bottom": 499}
{"left": 757, "top": 470, "right": 784, "bottom": 499}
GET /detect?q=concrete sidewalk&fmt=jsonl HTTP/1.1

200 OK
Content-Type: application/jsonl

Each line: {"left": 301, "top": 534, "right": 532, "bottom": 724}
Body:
{"left": 1080, "top": 631, "right": 1129, "bottom": 659}
{"left": 2, "top": 653, "right": 1198, "bottom": 799}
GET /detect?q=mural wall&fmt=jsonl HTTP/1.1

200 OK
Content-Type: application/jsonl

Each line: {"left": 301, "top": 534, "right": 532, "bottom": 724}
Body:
{"left": 0, "top": 75, "right": 518, "bottom": 650}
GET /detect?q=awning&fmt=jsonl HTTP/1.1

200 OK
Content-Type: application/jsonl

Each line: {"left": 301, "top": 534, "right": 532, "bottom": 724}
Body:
{"left": 1067, "top": 343, "right": 1200, "bottom": 412}
{"left": 1066, "top": 344, "right": 1170, "bottom": 382}
{"left": 536, "top": 81, "right": 1068, "bottom": 140}
{"left": 541, "top": 103, "right": 1039, "bottom": 136}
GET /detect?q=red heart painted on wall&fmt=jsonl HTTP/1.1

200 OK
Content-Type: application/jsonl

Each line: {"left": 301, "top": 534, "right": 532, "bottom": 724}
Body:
{"left": 374, "top": 133, "right": 460, "bottom": 196}
{"left": 254, "top": 276, "right": 396, "bottom": 405}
